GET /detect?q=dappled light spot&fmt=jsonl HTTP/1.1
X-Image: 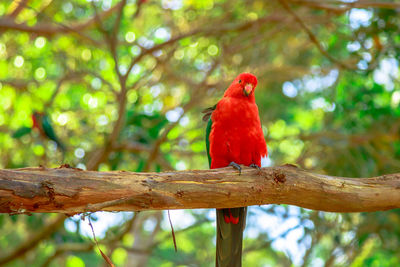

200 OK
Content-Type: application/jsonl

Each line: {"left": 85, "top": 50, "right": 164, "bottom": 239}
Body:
{"left": 34, "top": 67, "right": 46, "bottom": 80}
{"left": 57, "top": 113, "right": 69, "bottom": 126}
{"left": 349, "top": 9, "right": 373, "bottom": 29}
{"left": 74, "top": 148, "right": 85, "bottom": 159}
{"left": 155, "top": 28, "right": 171, "bottom": 41}
{"left": 13, "top": 56, "right": 24, "bottom": 68}
{"left": 166, "top": 107, "right": 184, "bottom": 122}
{"left": 282, "top": 81, "right": 298, "bottom": 98}
{"left": 373, "top": 58, "right": 399, "bottom": 91}
{"left": 125, "top": 32, "right": 136, "bottom": 43}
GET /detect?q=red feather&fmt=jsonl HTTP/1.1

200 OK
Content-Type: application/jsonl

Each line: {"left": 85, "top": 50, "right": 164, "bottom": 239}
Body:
{"left": 209, "top": 73, "right": 267, "bottom": 225}
{"left": 31, "top": 114, "right": 40, "bottom": 130}
{"left": 209, "top": 73, "right": 267, "bottom": 170}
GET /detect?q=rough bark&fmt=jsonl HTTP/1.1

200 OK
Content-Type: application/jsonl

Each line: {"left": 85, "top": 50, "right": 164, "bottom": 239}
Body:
{"left": 0, "top": 164, "right": 400, "bottom": 214}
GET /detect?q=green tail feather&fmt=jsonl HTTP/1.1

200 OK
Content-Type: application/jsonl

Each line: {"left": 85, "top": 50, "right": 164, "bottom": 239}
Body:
{"left": 216, "top": 208, "right": 247, "bottom": 267}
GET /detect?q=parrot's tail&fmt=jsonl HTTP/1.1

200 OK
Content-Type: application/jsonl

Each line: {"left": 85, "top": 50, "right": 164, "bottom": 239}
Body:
{"left": 216, "top": 207, "right": 247, "bottom": 267}
{"left": 57, "top": 140, "right": 66, "bottom": 152}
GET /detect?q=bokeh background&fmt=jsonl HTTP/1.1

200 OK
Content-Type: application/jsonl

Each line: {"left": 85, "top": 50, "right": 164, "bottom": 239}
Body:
{"left": 1, "top": 0, "right": 400, "bottom": 266}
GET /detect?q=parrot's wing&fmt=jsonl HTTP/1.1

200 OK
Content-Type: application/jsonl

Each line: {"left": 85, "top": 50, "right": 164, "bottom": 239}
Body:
{"left": 203, "top": 104, "right": 216, "bottom": 168}
{"left": 201, "top": 104, "right": 216, "bottom": 122}
{"left": 12, "top": 127, "right": 32, "bottom": 138}
{"left": 205, "top": 119, "right": 212, "bottom": 168}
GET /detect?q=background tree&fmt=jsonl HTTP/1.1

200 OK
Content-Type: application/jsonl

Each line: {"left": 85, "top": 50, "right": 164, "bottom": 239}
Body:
{"left": 1, "top": 0, "right": 400, "bottom": 266}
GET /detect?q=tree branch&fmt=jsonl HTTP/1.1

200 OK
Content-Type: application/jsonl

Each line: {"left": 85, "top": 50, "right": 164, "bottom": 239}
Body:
{"left": 6, "top": 0, "right": 29, "bottom": 18}
{"left": 279, "top": 0, "right": 355, "bottom": 70}
{"left": 1, "top": 164, "right": 400, "bottom": 214}
{"left": 291, "top": 0, "right": 400, "bottom": 13}
{"left": 0, "top": 1, "right": 124, "bottom": 37}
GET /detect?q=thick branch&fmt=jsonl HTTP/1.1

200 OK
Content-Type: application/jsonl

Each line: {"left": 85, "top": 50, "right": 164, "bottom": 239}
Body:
{"left": 1, "top": 165, "right": 399, "bottom": 214}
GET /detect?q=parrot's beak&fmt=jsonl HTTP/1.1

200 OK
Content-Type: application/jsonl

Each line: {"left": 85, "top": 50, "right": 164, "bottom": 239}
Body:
{"left": 243, "top": 83, "right": 253, "bottom": 96}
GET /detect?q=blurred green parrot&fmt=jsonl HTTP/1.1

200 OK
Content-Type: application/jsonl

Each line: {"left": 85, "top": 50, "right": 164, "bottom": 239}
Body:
{"left": 13, "top": 111, "right": 65, "bottom": 151}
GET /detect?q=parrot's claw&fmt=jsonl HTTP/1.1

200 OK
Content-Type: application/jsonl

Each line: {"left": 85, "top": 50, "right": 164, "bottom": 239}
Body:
{"left": 229, "top": 162, "right": 242, "bottom": 175}
{"left": 250, "top": 164, "right": 261, "bottom": 170}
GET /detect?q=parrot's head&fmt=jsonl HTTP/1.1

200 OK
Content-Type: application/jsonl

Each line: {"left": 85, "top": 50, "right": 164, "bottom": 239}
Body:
{"left": 32, "top": 111, "right": 43, "bottom": 129}
{"left": 32, "top": 111, "right": 42, "bottom": 120}
{"left": 224, "top": 72, "right": 258, "bottom": 99}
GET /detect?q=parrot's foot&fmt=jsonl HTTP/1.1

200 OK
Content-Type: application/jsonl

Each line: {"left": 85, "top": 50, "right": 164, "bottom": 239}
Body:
{"left": 229, "top": 161, "right": 242, "bottom": 175}
{"left": 250, "top": 164, "right": 261, "bottom": 170}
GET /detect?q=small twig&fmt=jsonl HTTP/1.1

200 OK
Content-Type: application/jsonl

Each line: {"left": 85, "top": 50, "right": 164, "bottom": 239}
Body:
{"left": 291, "top": 0, "right": 400, "bottom": 12}
{"left": 7, "top": 0, "right": 29, "bottom": 18}
{"left": 167, "top": 210, "right": 178, "bottom": 252}
{"left": 45, "top": 72, "right": 84, "bottom": 109}
{"left": 23, "top": 4, "right": 101, "bottom": 45}
{"left": 0, "top": 1, "right": 123, "bottom": 44}
{"left": 87, "top": 215, "right": 115, "bottom": 267}
{"left": 111, "top": 0, "right": 126, "bottom": 44}
{"left": 279, "top": 0, "right": 354, "bottom": 70}
{"left": 132, "top": 0, "right": 145, "bottom": 19}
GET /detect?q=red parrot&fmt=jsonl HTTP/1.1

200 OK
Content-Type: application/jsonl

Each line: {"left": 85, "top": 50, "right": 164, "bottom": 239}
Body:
{"left": 203, "top": 73, "right": 268, "bottom": 267}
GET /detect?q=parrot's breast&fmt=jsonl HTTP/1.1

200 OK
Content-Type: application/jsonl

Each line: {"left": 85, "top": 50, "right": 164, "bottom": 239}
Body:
{"left": 209, "top": 97, "right": 267, "bottom": 169}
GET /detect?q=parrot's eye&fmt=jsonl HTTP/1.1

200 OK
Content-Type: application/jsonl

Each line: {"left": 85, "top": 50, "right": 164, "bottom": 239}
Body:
{"left": 238, "top": 79, "right": 242, "bottom": 84}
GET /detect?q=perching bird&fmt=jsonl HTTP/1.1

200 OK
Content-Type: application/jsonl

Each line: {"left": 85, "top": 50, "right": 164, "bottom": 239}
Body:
{"left": 31, "top": 111, "right": 65, "bottom": 151}
{"left": 203, "top": 73, "right": 268, "bottom": 267}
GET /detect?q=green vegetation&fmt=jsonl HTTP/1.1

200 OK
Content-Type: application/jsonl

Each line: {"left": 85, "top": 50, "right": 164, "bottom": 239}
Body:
{"left": 1, "top": 0, "right": 400, "bottom": 266}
